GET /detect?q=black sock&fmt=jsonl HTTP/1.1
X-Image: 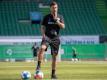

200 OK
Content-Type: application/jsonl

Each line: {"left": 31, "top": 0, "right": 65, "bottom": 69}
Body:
{"left": 36, "top": 61, "right": 41, "bottom": 70}
{"left": 52, "top": 70, "right": 56, "bottom": 76}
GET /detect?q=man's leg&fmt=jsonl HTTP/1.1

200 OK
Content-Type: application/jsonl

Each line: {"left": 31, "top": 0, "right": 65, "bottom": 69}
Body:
{"left": 51, "top": 53, "right": 57, "bottom": 78}
{"left": 51, "top": 38, "right": 60, "bottom": 79}
{"left": 52, "top": 54, "right": 57, "bottom": 75}
{"left": 36, "top": 45, "right": 47, "bottom": 70}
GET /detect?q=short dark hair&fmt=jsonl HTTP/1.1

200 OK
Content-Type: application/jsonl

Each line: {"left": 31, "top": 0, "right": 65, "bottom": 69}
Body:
{"left": 50, "top": 1, "right": 58, "bottom": 7}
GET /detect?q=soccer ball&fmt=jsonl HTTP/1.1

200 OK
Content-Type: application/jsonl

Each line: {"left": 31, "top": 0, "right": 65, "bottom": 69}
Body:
{"left": 34, "top": 70, "right": 44, "bottom": 79}
{"left": 21, "top": 71, "right": 31, "bottom": 80}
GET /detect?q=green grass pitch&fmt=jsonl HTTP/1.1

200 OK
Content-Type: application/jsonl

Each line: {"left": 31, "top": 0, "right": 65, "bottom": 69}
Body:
{"left": 0, "top": 61, "right": 107, "bottom": 80}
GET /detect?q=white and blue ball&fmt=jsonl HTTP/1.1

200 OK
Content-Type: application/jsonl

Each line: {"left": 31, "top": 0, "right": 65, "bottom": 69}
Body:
{"left": 21, "top": 71, "right": 31, "bottom": 80}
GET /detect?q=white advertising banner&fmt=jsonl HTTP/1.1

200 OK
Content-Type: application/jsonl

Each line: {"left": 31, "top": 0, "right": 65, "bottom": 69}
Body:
{"left": 60, "top": 36, "right": 99, "bottom": 44}
{"left": 0, "top": 36, "right": 99, "bottom": 44}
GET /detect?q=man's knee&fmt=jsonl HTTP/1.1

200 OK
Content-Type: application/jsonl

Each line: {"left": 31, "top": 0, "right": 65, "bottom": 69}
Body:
{"left": 52, "top": 53, "right": 57, "bottom": 61}
{"left": 38, "top": 45, "right": 47, "bottom": 54}
{"left": 53, "top": 53, "right": 57, "bottom": 57}
{"left": 41, "top": 45, "right": 47, "bottom": 50}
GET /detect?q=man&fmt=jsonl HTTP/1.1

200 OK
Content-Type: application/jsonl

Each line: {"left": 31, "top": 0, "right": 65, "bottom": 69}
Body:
{"left": 32, "top": 42, "right": 39, "bottom": 61}
{"left": 72, "top": 47, "right": 79, "bottom": 61}
{"left": 36, "top": 1, "right": 65, "bottom": 79}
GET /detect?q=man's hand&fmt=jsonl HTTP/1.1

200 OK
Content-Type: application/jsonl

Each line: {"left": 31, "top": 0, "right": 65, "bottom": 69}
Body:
{"left": 54, "top": 17, "right": 65, "bottom": 29}
{"left": 54, "top": 18, "right": 60, "bottom": 23}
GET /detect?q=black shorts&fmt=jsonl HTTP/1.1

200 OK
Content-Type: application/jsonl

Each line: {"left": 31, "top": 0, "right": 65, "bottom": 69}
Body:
{"left": 33, "top": 51, "right": 37, "bottom": 57}
{"left": 73, "top": 54, "right": 77, "bottom": 58}
{"left": 41, "top": 36, "right": 60, "bottom": 55}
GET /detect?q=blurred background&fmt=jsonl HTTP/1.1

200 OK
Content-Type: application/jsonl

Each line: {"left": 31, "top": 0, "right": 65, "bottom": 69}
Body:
{"left": 0, "top": 0, "right": 107, "bottom": 62}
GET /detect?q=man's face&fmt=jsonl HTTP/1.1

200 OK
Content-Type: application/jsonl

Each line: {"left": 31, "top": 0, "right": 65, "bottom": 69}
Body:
{"left": 50, "top": 4, "right": 58, "bottom": 13}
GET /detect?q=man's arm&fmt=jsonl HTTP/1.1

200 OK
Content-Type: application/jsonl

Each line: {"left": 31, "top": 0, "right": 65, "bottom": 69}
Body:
{"left": 53, "top": 14, "right": 65, "bottom": 29}
{"left": 41, "top": 25, "right": 45, "bottom": 38}
{"left": 56, "top": 20, "right": 65, "bottom": 29}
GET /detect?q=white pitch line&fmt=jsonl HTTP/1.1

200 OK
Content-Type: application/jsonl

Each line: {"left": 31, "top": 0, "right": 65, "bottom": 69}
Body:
{"left": 0, "top": 61, "right": 107, "bottom": 68}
